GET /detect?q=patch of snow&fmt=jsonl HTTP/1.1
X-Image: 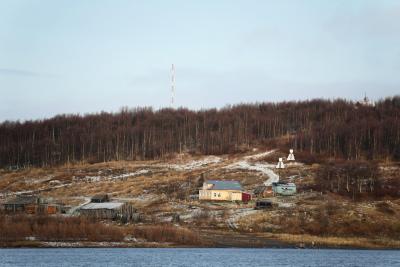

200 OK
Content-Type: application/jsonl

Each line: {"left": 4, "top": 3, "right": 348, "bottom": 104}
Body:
{"left": 80, "top": 202, "right": 124, "bottom": 210}
{"left": 41, "top": 241, "right": 126, "bottom": 247}
{"left": 80, "top": 176, "right": 102, "bottom": 182}
{"left": 380, "top": 166, "right": 399, "bottom": 171}
{"left": 42, "top": 242, "right": 84, "bottom": 247}
{"left": 164, "top": 156, "right": 222, "bottom": 171}
{"left": 68, "top": 197, "right": 91, "bottom": 215}
{"left": 244, "top": 149, "right": 276, "bottom": 160}
{"left": 227, "top": 208, "right": 258, "bottom": 229}
{"left": 0, "top": 183, "right": 70, "bottom": 198}
{"left": 24, "top": 176, "right": 54, "bottom": 185}
{"left": 286, "top": 162, "right": 304, "bottom": 167}
{"left": 49, "top": 180, "right": 62, "bottom": 186}
{"left": 109, "top": 170, "right": 149, "bottom": 180}
{"left": 0, "top": 181, "right": 70, "bottom": 198}
{"left": 124, "top": 236, "right": 139, "bottom": 242}
{"left": 179, "top": 208, "right": 202, "bottom": 220}
{"left": 77, "top": 169, "right": 150, "bottom": 183}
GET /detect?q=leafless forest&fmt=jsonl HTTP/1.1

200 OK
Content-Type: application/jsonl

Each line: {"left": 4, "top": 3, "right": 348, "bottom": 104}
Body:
{"left": 0, "top": 97, "right": 399, "bottom": 168}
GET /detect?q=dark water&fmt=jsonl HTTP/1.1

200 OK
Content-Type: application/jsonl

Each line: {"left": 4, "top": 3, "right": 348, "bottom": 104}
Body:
{"left": 0, "top": 248, "right": 399, "bottom": 267}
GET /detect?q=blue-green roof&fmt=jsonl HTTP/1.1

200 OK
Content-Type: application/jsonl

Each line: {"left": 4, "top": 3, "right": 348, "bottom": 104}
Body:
{"left": 206, "top": 180, "right": 243, "bottom": 190}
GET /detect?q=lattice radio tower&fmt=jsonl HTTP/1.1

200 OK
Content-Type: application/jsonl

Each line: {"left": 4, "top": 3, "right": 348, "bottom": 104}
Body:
{"left": 171, "top": 64, "right": 175, "bottom": 107}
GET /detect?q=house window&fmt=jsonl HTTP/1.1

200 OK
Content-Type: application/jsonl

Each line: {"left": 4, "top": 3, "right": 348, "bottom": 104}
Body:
{"left": 218, "top": 193, "right": 221, "bottom": 197}
{"left": 214, "top": 193, "right": 217, "bottom": 197}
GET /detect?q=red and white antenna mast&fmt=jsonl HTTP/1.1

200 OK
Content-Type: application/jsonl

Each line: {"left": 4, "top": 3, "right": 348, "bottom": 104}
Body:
{"left": 171, "top": 64, "right": 175, "bottom": 107}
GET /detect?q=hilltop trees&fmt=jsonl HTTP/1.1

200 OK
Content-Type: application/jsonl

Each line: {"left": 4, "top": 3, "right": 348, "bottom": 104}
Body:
{"left": 0, "top": 97, "right": 399, "bottom": 168}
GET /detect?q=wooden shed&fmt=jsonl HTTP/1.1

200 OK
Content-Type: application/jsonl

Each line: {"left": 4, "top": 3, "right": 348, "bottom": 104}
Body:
{"left": 255, "top": 200, "right": 273, "bottom": 210}
{"left": 242, "top": 192, "right": 252, "bottom": 203}
{"left": 79, "top": 202, "right": 137, "bottom": 221}
{"left": 3, "top": 196, "right": 39, "bottom": 213}
{"left": 91, "top": 194, "right": 110, "bottom": 203}
{"left": 3, "top": 195, "right": 63, "bottom": 215}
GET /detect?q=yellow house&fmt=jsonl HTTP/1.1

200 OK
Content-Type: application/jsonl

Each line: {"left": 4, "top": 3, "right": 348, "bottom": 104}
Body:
{"left": 199, "top": 180, "right": 243, "bottom": 201}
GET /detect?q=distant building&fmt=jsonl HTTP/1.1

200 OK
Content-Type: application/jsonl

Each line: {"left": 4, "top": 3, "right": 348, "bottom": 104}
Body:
{"left": 242, "top": 192, "right": 252, "bottom": 203}
{"left": 3, "top": 196, "right": 39, "bottom": 213}
{"left": 3, "top": 195, "right": 62, "bottom": 215}
{"left": 255, "top": 199, "right": 273, "bottom": 210}
{"left": 199, "top": 180, "right": 250, "bottom": 201}
{"left": 91, "top": 194, "right": 110, "bottom": 203}
{"left": 356, "top": 94, "right": 375, "bottom": 107}
{"left": 79, "top": 202, "right": 137, "bottom": 220}
{"left": 272, "top": 182, "right": 297, "bottom": 196}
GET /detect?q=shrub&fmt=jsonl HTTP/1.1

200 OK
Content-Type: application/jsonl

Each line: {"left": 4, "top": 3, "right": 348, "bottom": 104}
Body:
{"left": 375, "top": 202, "right": 395, "bottom": 215}
{"left": 130, "top": 225, "right": 202, "bottom": 245}
{"left": 0, "top": 215, "right": 124, "bottom": 242}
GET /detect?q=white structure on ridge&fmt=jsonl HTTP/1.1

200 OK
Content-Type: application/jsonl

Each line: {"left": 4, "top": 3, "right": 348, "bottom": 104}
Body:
{"left": 287, "top": 149, "right": 295, "bottom": 161}
{"left": 359, "top": 93, "right": 375, "bottom": 107}
{"left": 171, "top": 64, "right": 175, "bottom": 107}
{"left": 276, "top": 157, "right": 285, "bottom": 169}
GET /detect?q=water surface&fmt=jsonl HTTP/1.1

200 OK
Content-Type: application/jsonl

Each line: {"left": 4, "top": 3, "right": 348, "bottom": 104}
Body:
{"left": 1, "top": 248, "right": 399, "bottom": 267}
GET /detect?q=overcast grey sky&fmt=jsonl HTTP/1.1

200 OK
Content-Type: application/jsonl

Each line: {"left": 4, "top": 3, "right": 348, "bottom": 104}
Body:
{"left": 0, "top": 0, "right": 399, "bottom": 121}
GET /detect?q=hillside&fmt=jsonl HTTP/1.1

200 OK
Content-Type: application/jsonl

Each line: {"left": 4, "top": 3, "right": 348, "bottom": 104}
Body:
{"left": 1, "top": 97, "right": 399, "bottom": 168}
{"left": 1, "top": 97, "right": 399, "bottom": 248}
{"left": 1, "top": 148, "right": 399, "bottom": 248}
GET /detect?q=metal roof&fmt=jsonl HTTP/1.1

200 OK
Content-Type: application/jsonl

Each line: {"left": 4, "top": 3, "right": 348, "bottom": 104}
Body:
{"left": 205, "top": 180, "right": 243, "bottom": 191}
{"left": 272, "top": 182, "right": 296, "bottom": 187}
{"left": 80, "top": 202, "right": 124, "bottom": 210}
{"left": 5, "top": 196, "right": 39, "bottom": 205}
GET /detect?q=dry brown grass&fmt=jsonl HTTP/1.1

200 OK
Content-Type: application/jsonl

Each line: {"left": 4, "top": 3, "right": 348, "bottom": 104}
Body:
{"left": 2, "top": 155, "right": 400, "bottom": 249}
{"left": 264, "top": 233, "right": 400, "bottom": 248}
{"left": 128, "top": 225, "right": 203, "bottom": 245}
{"left": 0, "top": 215, "right": 124, "bottom": 243}
{"left": 238, "top": 197, "right": 400, "bottom": 241}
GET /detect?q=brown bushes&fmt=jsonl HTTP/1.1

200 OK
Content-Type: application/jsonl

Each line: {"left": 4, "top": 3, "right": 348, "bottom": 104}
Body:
{"left": 295, "top": 151, "right": 328, "bottom": 165}
{"left": 0, "top": 215, "right": 124, "bottom": 242}
{"left": 375, "top": 202, "right": 396, "bottom": 215}
{"left": 242, "top": 200, "right": 400, "bottom": 240}
{"left": 316, "top": 160, "right": 381, "bottom": 200}
{"left": 130, "top": 225, "right": 202, "bottom": 245}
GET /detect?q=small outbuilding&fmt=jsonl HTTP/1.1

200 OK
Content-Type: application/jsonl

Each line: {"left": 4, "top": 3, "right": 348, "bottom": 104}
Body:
{"left": 3, "top": 196, "right": 39, "bottom": 213}
{"left": 79, "top": 202, "right": 136, "bottom": 221}
{"left": 255, "top": 200, "right": 273, "bottom": 210}
{"left": 91, "top": 194, "right": 110, "bottom": 203}
{"left": 3, "top": 195, "right": 62, "bottom": 215}
{"left": 242, "top": 192, "right": 252, "bottom": 203}
{"left": 272, "top": 182, "right": 297, "bottom": 196}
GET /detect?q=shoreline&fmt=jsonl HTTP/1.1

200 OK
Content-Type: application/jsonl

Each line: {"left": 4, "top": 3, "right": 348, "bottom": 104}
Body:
{"left": 1, "top": 234, "right": 399, "bottom": 250}
{"left": 1, "top": 244, "right": 398, "bottom": 250}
